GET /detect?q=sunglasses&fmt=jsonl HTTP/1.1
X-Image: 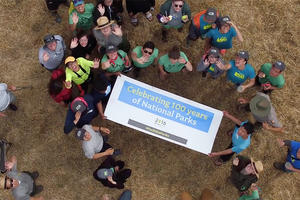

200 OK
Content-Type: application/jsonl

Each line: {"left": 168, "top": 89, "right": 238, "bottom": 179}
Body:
{"left": 143, "top": 50, "right": 153, "bottom": 55}
{"left": 174, "top": 4, "right": 183, "bottom": 8}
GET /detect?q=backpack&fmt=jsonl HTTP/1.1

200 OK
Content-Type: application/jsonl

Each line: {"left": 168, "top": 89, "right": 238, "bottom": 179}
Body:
{"left": 193, "top": 9, "right": 219, "bottom": 29}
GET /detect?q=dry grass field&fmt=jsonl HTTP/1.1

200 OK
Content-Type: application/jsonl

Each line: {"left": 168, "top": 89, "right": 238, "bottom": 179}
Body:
{"left": 0, "top": 0, "right": 300, "bottom": 199}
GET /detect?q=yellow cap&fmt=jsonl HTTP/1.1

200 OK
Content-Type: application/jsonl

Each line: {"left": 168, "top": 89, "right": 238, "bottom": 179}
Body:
{"left": 65, "top": 56, "right": 76, "bottom": 65}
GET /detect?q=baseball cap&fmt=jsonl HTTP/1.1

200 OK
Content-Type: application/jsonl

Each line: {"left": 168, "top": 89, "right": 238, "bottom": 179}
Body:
{"left": 219, "top": 16, "right": 231, "bottom": 26}
{"left": 75, "top": 128, "right": 86, "bottom": 140}
{"left": 273, "top": 61, "right": 285, "bottom": 71}
{"left": 237, "top": 50, "right": 249, "bottom": 61}
{"left": 208, "top": 47, "right": 220, "bottom": 58}
{"left": 97, "top": 168, "right": 113, "bottom": 179}
{"left": 43, "top": 34, "right": 57, "bottom": 45}
{"left": 205, "top": 8, "right": 217, "bottom": 22}
{"left": 71, "top": 100, "right": 87, "bottom": 113}
{"left": 73, "top": 0, "right": 84, "bottom": 6}
{"left": 106, "top": 44, "right": 118, "bottom": 53}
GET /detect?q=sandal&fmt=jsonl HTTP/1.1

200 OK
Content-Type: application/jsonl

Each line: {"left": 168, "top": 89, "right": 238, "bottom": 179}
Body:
{"left": 131, "top": 17, "right": 138, "bottom": 26}
{"left": 145, "top": 12, "right": 153, "bottom": 21}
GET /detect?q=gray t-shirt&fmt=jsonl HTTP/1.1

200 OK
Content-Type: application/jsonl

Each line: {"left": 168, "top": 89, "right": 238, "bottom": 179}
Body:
{"left": 252, "top": 92, "right": 282, "bottom": 128}
{"left": 167, "top": 7, "right": 183, "bottom": 27}
{"left": 38, "top": 35, "right": 66, "bottom": 70}
{"left": 82, "top": 125, "right": 104, "bottom": 159}
{"left": 196, "top": 57, "right": 225, "bottom": 78}
{"left": 93, "top": 28, "right": 122, "bottom": 48}
{"left": 0, "top": 83, "right": 10, "bottom": 111}
{"left": 7, "top": 163, "right": 33, "bottom": 200}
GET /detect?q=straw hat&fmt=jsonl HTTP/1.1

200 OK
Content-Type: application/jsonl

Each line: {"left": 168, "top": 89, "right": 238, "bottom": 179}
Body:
{"left": 249, "top": 95, "right": 271, "bottom": 118}
{"left": 94, "top": 16, "right": 115, "bottom": 30}
{"left": 251, "top": 158, "right": 263, "bottom": 178}
{"left": 0, "top": 175, "right": 5, "bottom": 189}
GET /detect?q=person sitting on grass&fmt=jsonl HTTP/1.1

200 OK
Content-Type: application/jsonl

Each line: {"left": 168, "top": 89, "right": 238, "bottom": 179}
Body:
{"left": 64, "top": 95, "right": 98, "bottom": 134}
{"left": 70, "top": 30, "right": 97, "bottom": 59}
{"left": 69, "top": 0, "right": 95, "bottom": 32}
{"left": 230, "top": 156, "right": 263, "bottom": 194}
{"left": 93, "top": 156, "right": 131, "bottom": 189}
{"left": 208, "top": 111, "right": 254, "bottom": 166}
{"left": 1, "top": 156, "right": 44, "bottom": 200}
{"left": 158, "top": 45, "right": 192, "bottom": 80}
{"left": 75, "top": 124, "right": 120, "bottom": 160}
{"left": 131, "top": 41, "right": 159, "bottom": 78}
{"left": 0, "top": 83, "right": 17, "bottom": 117}
{"left": 158, "top": 0, "right": 191, "bottom": 42}
{"left": 256, "top": 61, "right": 286, "bottom": 94}
{"left": 196, "top": 47, "right": 228, "bottom": 79}
{"left": 273, "top": 138, "right": 300, "bottom": 174}
{"left": 186, "top": 8, "right": 219, "bottom": 47}
{"left": 222, "top": 50, "right": 256, "bottom": 93}
{"left": 238, "top": 92, "right": 284, "bottom": 133}
{"left": 205, "top": 16, "right": 243, "bottom": 56}
{"left": 101, "top": 44, "right": 131, "bottom": 82}
{"left": 64, "top": 56, "right": 100, "bottom": 93}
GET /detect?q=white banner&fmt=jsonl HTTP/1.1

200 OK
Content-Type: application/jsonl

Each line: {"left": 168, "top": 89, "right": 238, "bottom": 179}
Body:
{"left": 105, "top": 75, "right": 223, "bottom": 154}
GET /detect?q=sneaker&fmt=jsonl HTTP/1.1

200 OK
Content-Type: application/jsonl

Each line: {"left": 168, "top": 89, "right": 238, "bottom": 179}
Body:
{"left": 35, "top": 185, "right": 44, "bottom": 195}
{"left": 162, "top": 30, "right": 167, "bottom": 42}
{"left": 55, "top": 13, "right": 62, "bottom": 23}
{"left": 112, "top": 149, "right": 121, "bottom": 156}
{"left": 122, "top": 66, "right": 133, "bottom": 73}
{"left": 9, "top": 104, "right": 17, "bottom": 111}
{"left": 202, "top": 71, "right": 207, "bottom": 78}
{"left": 31, "top": 171, "right": 39, "bottom": 180}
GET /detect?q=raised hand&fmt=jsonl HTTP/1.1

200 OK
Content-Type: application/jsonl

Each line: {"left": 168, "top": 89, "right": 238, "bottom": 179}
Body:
{"left": 72, "top": 12, "right": 79, "bottom": 24}
{"left": 70, "top": 37, "right": 79, "bottom": 49}
{"left": 97, "top": 4, "right": 105, "bottom": 16}
{"left": 112, "top": 25, "right": 123, "bottom": 37}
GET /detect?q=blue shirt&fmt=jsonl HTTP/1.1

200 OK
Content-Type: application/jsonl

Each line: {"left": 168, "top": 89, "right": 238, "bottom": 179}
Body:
{"left": 64, "top": 94, "right": 98, "bottom": 134}
{"left": 199, "top": 15, "right": 213, "bottom": 35}
{"left": 232, "top": 121, "right": 251, "bottom": 154}
{"left": 287, "top": 141, "right": 300, "bottom": 169}
{"left": 227, "top": 60, "right": 256, "bottom": 85}
{"left": 206, "top": 27, "right": 237, "bottom": 49}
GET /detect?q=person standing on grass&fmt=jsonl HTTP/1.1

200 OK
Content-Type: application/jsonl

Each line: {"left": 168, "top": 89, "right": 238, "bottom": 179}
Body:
{"left": 131, "top": 41, "right": 159, "bottom": 78}
{"left": 38, "top": 34, "right": 66, "bottom": 71}
{"left": 208, "top": 111, "right": 254, "bottom": 166}
{"left": 45, "top": 0, "right": 69, "bottom": 23}
{"left": 93, "top": 0, "right": 124, "bottom": 25}
{"left": 256, "top": 61, "right": 286, "bottom": 94}
{"left": 69, "top": 0, "right": 95, "bottom": 32}
{"left": 158, "top": 45, "right": 192, "bottom": 80}
{"left": 1, "top": 156, "right": 44, "bottom": 200}
{"left": 0, "top": 83, "right": 17, "bottom": 117}
{"left": 70, "top": 30, "right": 97, "bottom": 59}
{"left": 273, "top": 138, "right": 300, "bottom": 174}
{"left": 205, "top": 16, "right": 243, "bottom": 55}
{"left": 158, "top": 0, "right": 191, "bottom": 42}
{"left": 75, "top": 124, "right": 120, "bottom": 159}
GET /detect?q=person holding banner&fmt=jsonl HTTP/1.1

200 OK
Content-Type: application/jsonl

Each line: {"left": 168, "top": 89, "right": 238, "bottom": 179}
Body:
{"left": 208, "top": 111, "right": 254, "bottom": 166}
{"left": 131, "top": 41, "right": 159, "bottom": 78}
{"left": 158, "top": 45, "right": 192, "bottom": 80}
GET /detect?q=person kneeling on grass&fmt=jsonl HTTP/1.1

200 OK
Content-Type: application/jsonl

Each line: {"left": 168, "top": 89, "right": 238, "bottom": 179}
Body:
{"left": 131, "top": 41, "right": 159, "bottom": 78}
{"left": 75, "top": 124, "right": 120, "bottom": 160}
{"left": 273, "top": 138, "right": 300, "bottom": 174}
{"left": 208, "top": 111, "right": 254, "bottom": 166}
{"left": 158, "top": 45, "right": 192, "bottom": 80}
{"left": 93, "top": 156, "right": 131, "bottom": 189}
{"left": 230, "top": 156, "right": 263, "bottom": 194}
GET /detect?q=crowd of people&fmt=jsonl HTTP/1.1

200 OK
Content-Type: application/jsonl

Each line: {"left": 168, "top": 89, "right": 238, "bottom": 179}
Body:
{"left": 0, "top": 0, "right": 299, "bottom": 199}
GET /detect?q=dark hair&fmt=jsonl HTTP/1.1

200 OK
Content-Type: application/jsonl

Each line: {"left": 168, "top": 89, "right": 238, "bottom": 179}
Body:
{"left": 243, "top": 122, "right": 254, "bottom": 135}
{"left": 93, "top": 74, "right": 109, "bottom": 92}
{"left": 168, "top": 46, "right": 180, "bottom": 59}
{"left": 143, "top": 41, "right": 155, "bottom": 50}
{"left": 48, "top": 74, "right": 65, "bottom": 96}
{"left": 76, "top": 30, "right": 89, "bottom": 40}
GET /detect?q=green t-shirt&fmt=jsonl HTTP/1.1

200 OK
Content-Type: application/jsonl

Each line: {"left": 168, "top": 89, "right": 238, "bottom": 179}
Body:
{"left": 238, "top": 190, "right": 259, "bottom": 200}
{"left": 101, "top": 50, "right": 127, "bottom": 73}
{"left": 69, "top": 3, "right": 94, "bottom": 31}
{"left": 158, "top": 52, "right": 188, "bottom": 73}
{"left": 65, "top": 57, "right": 93, "bottom": 85}
{"left": 258, "top": 63, "right": 285, "bottom": 88}
{"left": 132, "top": 46, "right": 159, "bottom": 68}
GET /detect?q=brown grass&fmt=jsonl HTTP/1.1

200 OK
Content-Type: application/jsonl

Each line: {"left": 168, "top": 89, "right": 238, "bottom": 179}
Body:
{"left": 0, "top": 0, "right": 300, "bottom": 199}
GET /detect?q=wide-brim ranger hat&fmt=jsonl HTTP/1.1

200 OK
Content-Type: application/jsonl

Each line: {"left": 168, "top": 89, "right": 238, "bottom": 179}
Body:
{"left": 94, "top": 16, "right": 115, "bottom": 30}
{"left": 65, "top": 56, "right": 76, "bottom": 65}
{"left": 205, "top": 8, "right": 218, "bottom": 22}
{"left": 251, "top": 158, "right": 263, "bottom": 178}
{"left": 249, "top": 95, "right": 271, "bottom": 118}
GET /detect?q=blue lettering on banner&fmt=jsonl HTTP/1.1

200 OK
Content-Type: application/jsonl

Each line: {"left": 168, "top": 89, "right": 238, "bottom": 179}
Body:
{"left": 118, "top": 81, "right": 214, "bottom": 133}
